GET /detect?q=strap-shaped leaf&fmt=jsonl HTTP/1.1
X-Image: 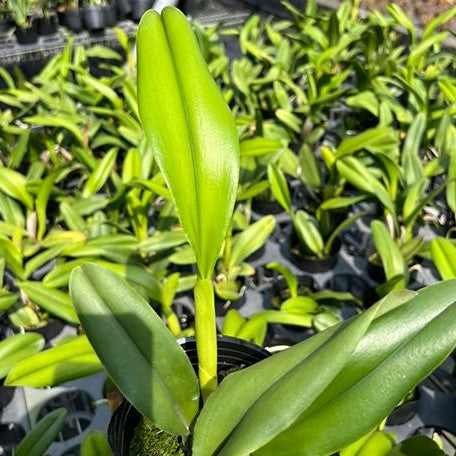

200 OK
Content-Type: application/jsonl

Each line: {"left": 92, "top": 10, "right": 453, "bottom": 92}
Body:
{"left": 430, "top": 237, "right": 456, "bottom": 280}
{"left": 18, "top": 281, "right": 79, "bottom": 324}
{"left": 229, "top": 216, "right": 276, "bottom": 268}
{"left": 70, "top": 264, "right": 199, "bottom": 435}
{"left": 82, "top": 148, "right": 118, "bottom": 198}
{"left": 0, "top": 332, "right": 44, "bottom": 379}
{"left": 258, "top": 288, "right": 456, "bottom": 455}
{"left": 5, "top": 335, "right": 102, "bottom": 387}
{"left": 193, "top": 281, "right": 456, "bottom": 455}
{"left": 137, "top": 7, "right": 239, "bottom": 279}
{"left": 402, "top": 113, "right": 425, "bottom": 186}
{"left": 0, "top": 167, "right": 34, "bottom": 209}
{"left": 371, "top": 220, "right": 407, "bottom": 287}
{"left": 15, "top": 408, "right": 67, "bottom": 456}
{"left": 194, "top": 302, "right": 379, "bottom": 455}
{"left": 268, "top": 163, "right": 292, "bottom": 213}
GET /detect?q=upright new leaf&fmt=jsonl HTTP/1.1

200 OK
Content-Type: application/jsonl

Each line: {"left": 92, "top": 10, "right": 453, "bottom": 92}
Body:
{"left": 137, "top": 7, "right": 239, "bottom": 279}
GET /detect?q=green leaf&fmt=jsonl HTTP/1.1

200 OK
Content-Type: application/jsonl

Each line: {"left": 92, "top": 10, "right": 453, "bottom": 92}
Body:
{"left": 266, "top": 262, "right": 298, "bottom": 298}
{"left": 60, "top": 202, "right": 87, "bottom": 232}
{"left": 229, "top": 216, "right": 276, "bottom": 268}
{"left": 23, "top": 243, "right": 72, "bottom": 280}
{"left": 0, "top": 333, "right": 45, "bottom": 379}
{"left": 402, "top": 113, "right": 425, "bottom": 186}
{"left": 0, "top": 289, "right": 18, "bottom": 312}
{"left": 298, "top": 144, "right": 321, "bottom": 189}
{"left": 193, "top": 301, "right": 379, "bottom": 455}
{"left": 276, "top": 109, "right": 301, "bottom": 133}
{"left": 423, "top": 5, "right": 456, "bottom": 40}
{"left": 5, "top": 336, "right": 102, "bottom": 387}
{"left": 430, "top": 237, "right": 456, "bottom": 280}
{"left": 17, "top": 281, "right": 79, "bottom": 324}
{"left": 80, "top": 430, "right": 113, "bottom": 456}
{"left": 387, "top": 435, "right": 444, "bottom": 456}
{"left": 222, "top": 309, "right": 245, "bottom": 337}
{"left": 387, "top": 3, "right": 415, "bottom": 44}
{"left": 336, "top": 127, "right": 398, "bottom": 158}
{"left": 319, "top": 195, "right": 365, "bottom": 210}
{"left": 407, "top": 32, "right": 447, "bottom": 69}
{"left": 371, "top": 220, "right": 407, "bottom": 288}
{"left": 240, "top": 137, "right": 282, "bottom": 157}
{"left": 137, "top": 7, "right": 239, "bottom": 279}
{"left": 447, "top": 148, "right": 456, "bottom": 213}
{"left": 281, "top": 296, "right": 319, "bottom": 314}
{"left": 0, "top": 167, "right": 34, "bottom": 209}
{"left": 70, "top": 264, "right": 199, "bottom": 435}
{"left": 82, "top": 148, "right": 118, "bottom": 198}
{"left": 293, "top": 210, "right": 324, "bottom": 258}
{"left": 25, "top": 115, "right": 84, "bottom": 145}
{"left": 336, "top": 157, "right": 395, "bottom": 215}
{"left": 15, "top": 408, "right": 67, "bottom": 456}
{"left": 267, "top": 163, "right": 292, "bottom": 213}
{"left": 257, "top": 282, "right": 456, "bottom": 455}
{"left": 140, "top": 231, "right": 188, "bottom": 254}
{"left": 346, "top": 91, "right": 379, "bottom": 117}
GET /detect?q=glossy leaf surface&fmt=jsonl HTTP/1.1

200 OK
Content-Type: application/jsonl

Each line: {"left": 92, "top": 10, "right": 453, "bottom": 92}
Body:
{"left": 70, "top": 264, "right": 199, "bottom": 435}
{"left": 0, "top": 332, "right": 44, "bottom": 379}
{"left": 137, "top": 7, "right": 239, "bottom": 279}
{"left": 5, "top": 335, "right": 102, "bottom": 387}
{"left": 193, "top": 282, "right": 456, "bottom": 455}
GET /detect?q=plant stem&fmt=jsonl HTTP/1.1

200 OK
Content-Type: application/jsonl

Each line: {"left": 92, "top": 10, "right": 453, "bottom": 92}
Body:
{"left": 194, "top": 277, "right": 217, "bottom": 401}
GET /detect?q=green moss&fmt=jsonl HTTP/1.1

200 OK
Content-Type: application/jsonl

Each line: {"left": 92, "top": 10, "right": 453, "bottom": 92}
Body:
{"left": 129, "top": 418, "right": 185, "bottom": 456}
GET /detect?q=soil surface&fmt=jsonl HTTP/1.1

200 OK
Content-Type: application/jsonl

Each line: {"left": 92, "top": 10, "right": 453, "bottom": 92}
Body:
{"left": 360, "top": 0, "right": 456, "bottom": 29}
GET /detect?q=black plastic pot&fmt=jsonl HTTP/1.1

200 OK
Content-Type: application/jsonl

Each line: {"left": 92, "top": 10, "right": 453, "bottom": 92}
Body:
{"left": 117, "top": 0, "right": 132, "bottom": 16}
{"left": 131, "top": 0, "right": 152, "bottom": 22}
{"left": 104, "top": 6, "right": 117, "bottom": 27}
{"left": 63, "top": 9, "right": 83, "bottom": 32}
{"left": 290, "top": 238, "right": 341, "bottom": 274}
{"left": 37, "top": 15, "right": 58, "bottom": 35}
{"left": 14, "top": 23, "right": 38, "bottom": 45}
{"left": 108, "top": 336, "right": 270, "bottom": 455}
{"left": 82, "top": 6, "right": 107, "bottom": 31}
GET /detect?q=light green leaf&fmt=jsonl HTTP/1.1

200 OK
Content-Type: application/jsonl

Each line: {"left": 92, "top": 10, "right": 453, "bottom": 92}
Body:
{"left": 17, "top": 281, "right": 79, "bottom": 324}
{"left": 268, "top": 163, "right": 292, "bottom": 213}
{"left": 82, "top": 148, "right": 118, "bottom": 198}
{"left": 430, "top": 237, "right": 456, "bottom": 280}
{"left": 293, "top": 210, "right": 324, "bottom": 258}
{"left": 402, "top": 113, "right": 425, "bottom": 186}
{"left": 137, "top": 8, "right": 239, "bottom": 279}
{"left": 0, "top": 167, "right": 34, "bottom": 209}
{"left": 266, "top": 262, "right": 298, "bottom": 298}
{"left": 229, "top": 216, "right": 275, "bottom": 268}
{"left": 371, "top": 220, "right": 407, "bottom": 288}
{"left": 240, "top": 137, "right": 282, "bottom": 157}
{"left": 5, "top": 335, "right": 102, "bottom": 387}
{"left": 336, "top": 127, "right": 398, "bottom": 158}
{"left": 80, "top": 430, "right": 113, "bottom": 456}
{"left": 0, "top": 333, "right": 45, "bottom": 379}
{"left": 222, "top": 309, "right": 245, "bottom": 337}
